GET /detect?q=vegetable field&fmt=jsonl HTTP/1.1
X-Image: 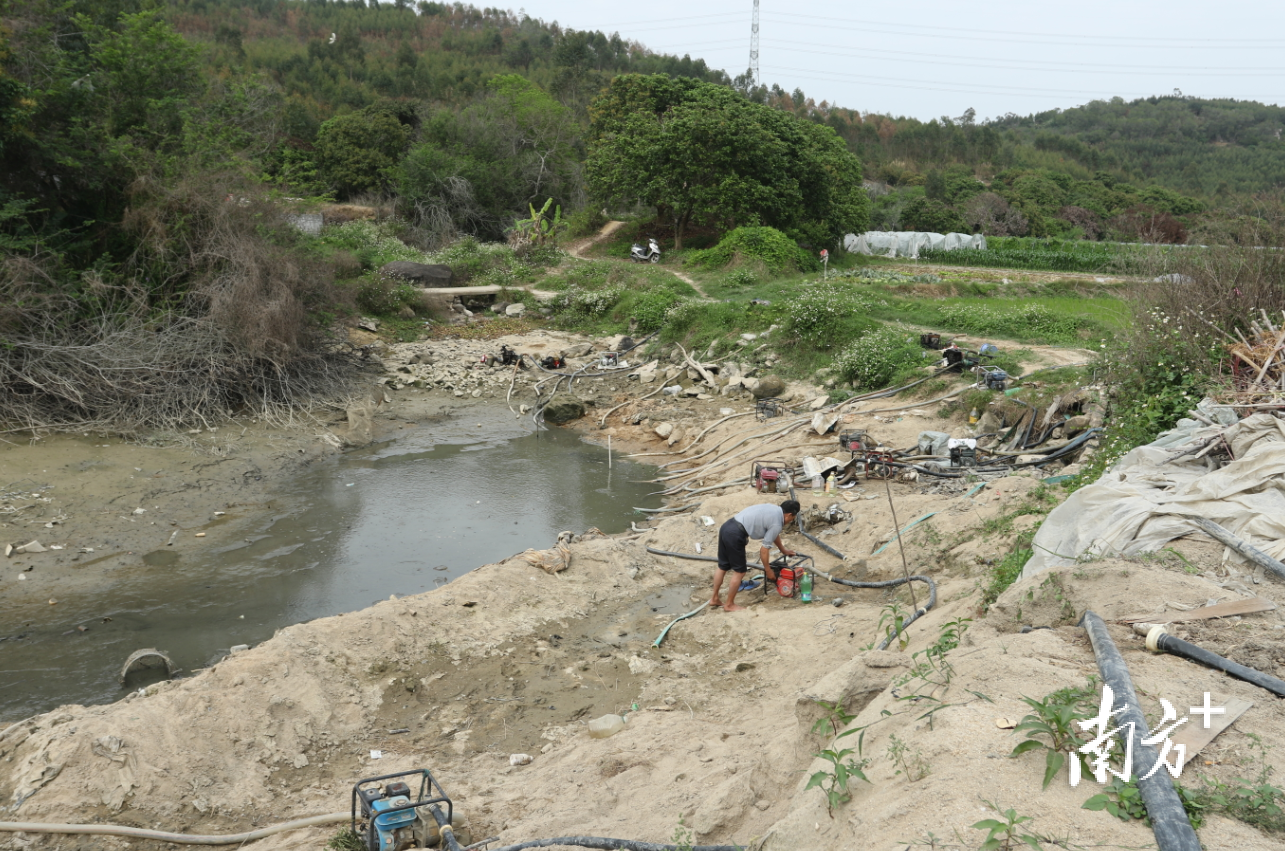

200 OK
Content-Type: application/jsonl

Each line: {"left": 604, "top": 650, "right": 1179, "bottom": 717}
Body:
{"left": 918, "top": 241, "right": 1118, "bottom": 273}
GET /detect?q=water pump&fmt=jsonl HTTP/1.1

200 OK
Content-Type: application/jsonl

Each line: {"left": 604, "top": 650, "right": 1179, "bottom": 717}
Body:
{"left": 351, "top": 769, "right": 458, "bottom": 851}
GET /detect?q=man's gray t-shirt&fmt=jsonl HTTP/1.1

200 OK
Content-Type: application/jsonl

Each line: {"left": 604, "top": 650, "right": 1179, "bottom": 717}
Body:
{"left": 734, "top": 504, "right": 784, "bottom": 546}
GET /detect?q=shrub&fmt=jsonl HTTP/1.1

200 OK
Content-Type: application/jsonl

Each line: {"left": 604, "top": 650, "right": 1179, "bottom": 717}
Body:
{"left": 319, "top": 220, "right": 427, "bottom": 268}
{"left": 834, "top": 325, "right": 925, "bottom": 390}
{"left": 564, "top": 207, "right": 609, "bottom": 238}
{"left": 784, "top": 283, "right": 877, "bottom": 348}
{"left": 356, "top": 275, "right": 419, "bottom": 316}
{"left": 551, "top": 286, "right": 623, "bottom": 320}
{"left": 725, "top": 268, "right": 758, "bottom": 288}
{"left": 628, "top": 286, "right": 686, "bottom": 333}
{"left": 685, "top": 226, "right": 817, "bottom": 274}
{"left": 426, "top": 237, "right": 523, "bottom": 283}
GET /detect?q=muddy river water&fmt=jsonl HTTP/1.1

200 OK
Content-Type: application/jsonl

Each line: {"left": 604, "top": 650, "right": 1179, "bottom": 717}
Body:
{"left": 0, "top": 407, "right": 661, "bottom": 721}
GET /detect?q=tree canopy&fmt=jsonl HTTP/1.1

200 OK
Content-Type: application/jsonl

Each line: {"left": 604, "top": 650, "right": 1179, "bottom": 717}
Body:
{"left": 586, "top": 75, "right": 869, "bottom": 249}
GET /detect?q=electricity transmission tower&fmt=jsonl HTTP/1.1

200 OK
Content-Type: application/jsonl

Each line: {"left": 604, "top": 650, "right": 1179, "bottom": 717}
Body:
{"left": 749, "top": 0, "right": 760, "bottom": 84}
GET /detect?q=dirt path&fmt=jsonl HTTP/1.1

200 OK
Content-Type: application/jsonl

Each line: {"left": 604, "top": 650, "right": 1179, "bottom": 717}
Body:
{"left": 567, "top": 220, "right": 709, "bottom": 298}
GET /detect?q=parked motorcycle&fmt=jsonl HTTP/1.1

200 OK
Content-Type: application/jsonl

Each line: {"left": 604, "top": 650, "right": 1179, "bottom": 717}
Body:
{"left": 630, "top": 238, "right": 661, "bottom": 263}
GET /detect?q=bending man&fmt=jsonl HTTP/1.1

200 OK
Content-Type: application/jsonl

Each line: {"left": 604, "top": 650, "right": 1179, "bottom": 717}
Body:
{"left": 710, "top": 499, "right": 800, "bottom": 612}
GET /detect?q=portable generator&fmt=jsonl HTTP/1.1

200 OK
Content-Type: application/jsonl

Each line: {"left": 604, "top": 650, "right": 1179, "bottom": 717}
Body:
{"left": 351, "top": 769, "right": 455, "bottom": 851}
{"left": 751, "top": 460, "right": 788, "bottom": 494}
{"left": 919, "top": 332, "right": 942, "bottom": 350}
{"left": 756, "top": 399, "right": 785, "bottom": 421}
{"left": 600, "top": 352, "right": 619, "bottom": 368}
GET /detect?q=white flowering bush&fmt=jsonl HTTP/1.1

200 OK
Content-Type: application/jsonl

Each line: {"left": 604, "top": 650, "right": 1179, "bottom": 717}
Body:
{"left": 784, "top": 283, "right": 875, "bottom": 347}
{"left": 552, "top": 286, "right": 623, "bottom": 319}
{"left": 833, "top": 326, "right": 925, "bottom": 390}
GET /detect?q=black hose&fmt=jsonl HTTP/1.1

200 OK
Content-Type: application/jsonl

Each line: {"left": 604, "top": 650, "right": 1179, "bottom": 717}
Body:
{"left": 1079, "top": 611, "right": 1202, "bottom": 851}
{"left": 799, "top": 526, "right": 847, "bottom": 560}
{"left": 811, "top": 567, "right": 938, "bottom": 650}
{"left": 1015, "top": 400, "right": 1036, "bottom": 450}
{"left": 426, "top": 806, "right": 467, "bottom": 851}
{"left": 483, "top": 838, "right": 739, "bottom": 851}
{"left": 1144, "top": 627, "right": 1285, "bottom": 698}
{"left": 646, "top": 545, "right": 717, "bottom": 563}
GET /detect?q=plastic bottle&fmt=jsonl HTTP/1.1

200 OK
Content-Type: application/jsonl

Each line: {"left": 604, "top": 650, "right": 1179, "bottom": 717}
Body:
{"left": 825, "top": 472, "right": 836, "bottom": 493}
{"left": 811, "top": 475, "right": 822, "bottom": 495}
{"left": 969, "top": 407, "right": 980, "bottom": 425}
{"left": 799, "top": 570, "right": 813, "bottom": 603}
{"left": 588, "top": 714, "right": 626, "bottom": 739}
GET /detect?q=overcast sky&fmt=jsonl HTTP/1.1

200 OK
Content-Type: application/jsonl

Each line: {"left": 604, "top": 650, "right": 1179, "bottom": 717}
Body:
{"left": 520, "top": 0, "right": 1284, "bottom": 121}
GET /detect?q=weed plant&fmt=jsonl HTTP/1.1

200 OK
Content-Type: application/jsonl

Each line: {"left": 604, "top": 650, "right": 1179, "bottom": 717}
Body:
{"left": 972, "top": 802, "right": 1045, "bottom": 850}
{"left": 1009, "top": 679, "right": 1101, "bottom": 789}
{"left": 887, "top": 734, "right": 931, "bottom": 781}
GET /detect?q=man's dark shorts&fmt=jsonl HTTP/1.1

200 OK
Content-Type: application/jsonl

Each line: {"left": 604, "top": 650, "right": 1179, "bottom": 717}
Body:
{"left": 717, "top": 518, "right": 750, "bottom": 573}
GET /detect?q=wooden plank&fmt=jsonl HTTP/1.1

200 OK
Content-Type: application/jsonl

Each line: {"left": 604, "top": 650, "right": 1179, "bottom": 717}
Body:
{"left": 416, "top": 285, "right": 558, "bottom": 301}
{"left": 1123, "top": 597, "right": 1277, "bottom": 624}
{"left": 1169, "top": 695, "right": 1253, "bottom": 768}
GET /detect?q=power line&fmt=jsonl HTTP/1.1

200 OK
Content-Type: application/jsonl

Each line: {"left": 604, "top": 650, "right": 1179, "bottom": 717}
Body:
{"left": 760, "top": 64, "right": 1180, "bottom": 100}
{"left": 760, "top": 40, "right": 1285, "bottom": 77}
{"left": 761, "top": 13, "right": 1285, "bottom": 49}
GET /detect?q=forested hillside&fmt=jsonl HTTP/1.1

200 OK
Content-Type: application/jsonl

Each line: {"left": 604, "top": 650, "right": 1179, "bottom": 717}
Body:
{"left": 170, "top": 0, "right": 726, "bottom": 134}
{"left": 744, "top": 84, "right": 1283, "bottom": 240}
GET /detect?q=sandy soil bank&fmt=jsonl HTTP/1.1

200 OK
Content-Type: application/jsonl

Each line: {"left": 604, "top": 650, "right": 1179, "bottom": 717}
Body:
{"left": 3, "top": 333, "right": 1284, "bottom": 851}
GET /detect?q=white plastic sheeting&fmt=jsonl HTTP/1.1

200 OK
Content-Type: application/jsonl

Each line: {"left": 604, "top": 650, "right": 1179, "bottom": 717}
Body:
{"left": 844, "top": 231, "right": 987, "bottom": 259}
{"left": 1023, "top": 410, "right": 1285, "bottom": 579}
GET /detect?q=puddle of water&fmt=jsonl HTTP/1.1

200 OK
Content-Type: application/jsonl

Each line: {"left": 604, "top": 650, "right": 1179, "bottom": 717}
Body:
{"left": 0, "top": 407, "right": 661, "bottom": 721}
{"left": 644, "top": 586, "right": 697, "bottom": 615}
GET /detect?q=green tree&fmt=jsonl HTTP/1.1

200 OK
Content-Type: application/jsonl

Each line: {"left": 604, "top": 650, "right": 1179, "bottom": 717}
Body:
{"left": 586, "top": 74, "right": 867, "bottom": 249}
{"left": 900, "top": 197, "right": 967, "bottom": 233}
{"left": 398, "top": 76, "right": 578, "bottom": 241}
{"left": 315, "top": 105, "right": 410, "bottom": 197}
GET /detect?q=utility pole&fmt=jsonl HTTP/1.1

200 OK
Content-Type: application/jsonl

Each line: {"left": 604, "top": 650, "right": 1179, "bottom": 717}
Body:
{"left": 749, "top": 0, "right": 760, "bottom": 85}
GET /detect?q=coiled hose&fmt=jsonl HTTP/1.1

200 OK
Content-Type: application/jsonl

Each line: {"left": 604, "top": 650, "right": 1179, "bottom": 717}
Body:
{"left": 1079, "top": 611, "right": 1202, "bottom": 851}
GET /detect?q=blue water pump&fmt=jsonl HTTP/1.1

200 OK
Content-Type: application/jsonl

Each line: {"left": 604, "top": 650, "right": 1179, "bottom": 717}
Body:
{"left": 351, "top": 769, "right": 456, "bottom": 851}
